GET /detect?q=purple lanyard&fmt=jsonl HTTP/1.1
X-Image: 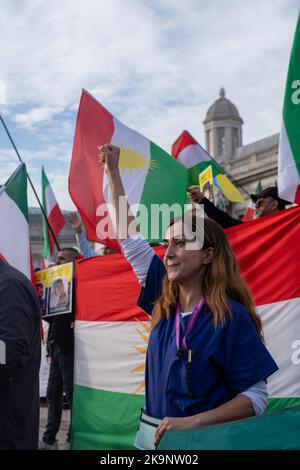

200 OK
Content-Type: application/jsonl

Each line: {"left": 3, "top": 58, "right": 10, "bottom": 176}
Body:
{"left": 175, "top": 298, "right": 204, "bottom": 351}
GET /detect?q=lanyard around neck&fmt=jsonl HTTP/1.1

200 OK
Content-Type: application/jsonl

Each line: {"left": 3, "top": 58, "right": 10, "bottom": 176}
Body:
{"left": 175, "top": 298, "right": 204, "bottom": 352}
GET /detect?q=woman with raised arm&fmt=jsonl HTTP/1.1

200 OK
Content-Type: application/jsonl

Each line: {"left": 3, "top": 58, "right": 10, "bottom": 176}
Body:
{"left": 99, "top": 144, "right": 278, "bottom": 450}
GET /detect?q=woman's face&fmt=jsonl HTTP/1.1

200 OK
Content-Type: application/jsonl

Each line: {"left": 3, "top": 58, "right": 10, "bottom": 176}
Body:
{"left": 163, "top": 220, "right": 213, "bottom": 284}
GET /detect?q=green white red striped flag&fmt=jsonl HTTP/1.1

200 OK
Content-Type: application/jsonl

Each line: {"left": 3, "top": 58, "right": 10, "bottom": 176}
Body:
{"left": 0, "top": 163, "right": 31, "bottom": 278}
{"left": 41, "top": 166, "right": 65, "bottom": 266}
{"left": 73, "top": 251, "right": 150, "bottom": 450}
{"left": 172, "top": 130, "right": 245, "bottom": 204}
{"left": 278, "top": 13, "right": 300, "bottom": 203}
{"left": 72, "top": 206, "right": 300, "bottom": 450}
{"left": 69, "top": 90, "right": 188, "bottom": 251}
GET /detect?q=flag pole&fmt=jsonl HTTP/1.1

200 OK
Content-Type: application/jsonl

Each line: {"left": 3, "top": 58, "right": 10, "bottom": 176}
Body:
{"left": 0, "top": 114, "right": 61, "bottom": 251}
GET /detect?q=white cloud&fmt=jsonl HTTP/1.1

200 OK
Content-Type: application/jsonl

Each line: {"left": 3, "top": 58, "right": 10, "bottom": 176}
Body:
{"left": 14, "top": 106, "right": 64, "bottom": 126}
{"left": 27, "top": 168, "right": 76, "bottom": 211}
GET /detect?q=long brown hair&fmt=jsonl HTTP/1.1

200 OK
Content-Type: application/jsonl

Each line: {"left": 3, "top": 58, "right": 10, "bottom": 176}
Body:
{"left": 152, "top": 214, "right": 263, "bottom": 339}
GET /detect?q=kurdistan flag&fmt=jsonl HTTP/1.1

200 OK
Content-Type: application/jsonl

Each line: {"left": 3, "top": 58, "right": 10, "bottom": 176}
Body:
{"left": 41, "top": 166, "right": 65, "bottom": 265}
{"left": 172, "top": 130, "right": 245, "bottom": 204}
{"left": 73, "top": 206, "right": 300, "bottom": 450}
{"left": 72, "top": 250, "right": 151, "bottom": 450}
{"left": 69, "top": 90, "right": 188, "bottom": 251}
{"left": 0, "top": 163, "right": 31, "bottom": 278}
{"left": 278, "top": 13, "right": 300, "bottom": 203}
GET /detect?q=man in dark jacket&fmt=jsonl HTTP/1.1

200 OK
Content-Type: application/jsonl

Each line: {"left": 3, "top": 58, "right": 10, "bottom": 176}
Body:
{"left": 39, "top": 247, "right": 80, "bottom": 450}
{"left": 0, "top": 259, "right": 41, "bottom": 450}
{"left": 188, "top": 186, "right": 291, "bottom": 228}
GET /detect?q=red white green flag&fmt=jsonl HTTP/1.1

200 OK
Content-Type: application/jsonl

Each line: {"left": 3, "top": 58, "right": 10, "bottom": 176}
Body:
{"left": 0, "top": 163, "right": 31, "bottom": 278}
{"left": 69, "top": 90, "right": 188, "bottom": 251}
{"left": 42, "top": 166, "right": 65, "bottom": 265}
{"left": 172, "top": 130, "right": 245, "bottom": 204}
{"left": 278, "top": 13, "right": 300, "bottom": 203}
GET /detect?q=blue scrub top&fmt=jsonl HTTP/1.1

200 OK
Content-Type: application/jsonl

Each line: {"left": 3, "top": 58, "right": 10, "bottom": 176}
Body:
{"left": 137, "top": 255, "right": 279, "bottom": 420}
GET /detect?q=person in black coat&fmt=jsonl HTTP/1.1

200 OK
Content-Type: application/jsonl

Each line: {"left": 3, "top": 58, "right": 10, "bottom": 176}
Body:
{"left": 188, "top": 186, "right": 290, "bottom": 229}
{"left": 0, "top": 259, "right": 41, "bottom": 450}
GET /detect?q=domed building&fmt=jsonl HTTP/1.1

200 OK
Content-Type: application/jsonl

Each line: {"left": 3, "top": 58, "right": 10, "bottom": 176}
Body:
{"left": 203, "top": 87, "right": 243, "bottom": 162}
{"left": 203, "top": 88, "right": 279, "bottom": 218}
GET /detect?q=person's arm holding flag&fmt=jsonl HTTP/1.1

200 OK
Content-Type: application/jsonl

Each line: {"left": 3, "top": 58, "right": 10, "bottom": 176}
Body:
{"left": 69, "top": 213, "right": 100, "bottom": 258}
{"left": 188, "top": 187, "right": 242, "bottom": 228}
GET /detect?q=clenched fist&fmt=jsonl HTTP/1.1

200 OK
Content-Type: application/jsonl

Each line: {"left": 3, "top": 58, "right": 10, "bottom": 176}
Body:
{"left": 98, "top": 144, "right": 120, "bottom": 173}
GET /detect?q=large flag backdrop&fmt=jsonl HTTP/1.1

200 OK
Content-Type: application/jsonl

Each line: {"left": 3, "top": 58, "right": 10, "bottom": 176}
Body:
{"left": 278, "top": 13, "right": 300, "bottom": 203}
{"left": 69, "top": 90, "right": 188, "bottom": 251}
{"left": 72, "top": 206, "right": 300, "bottom": 450}
{"left": 172, "top": 130, "right": 245, "bottom": 204}
{"left": 0, "top": 163, "right": 31, "bottom": 278}
{"left": 72, "top": 250, "right": 153, "bottom": 450}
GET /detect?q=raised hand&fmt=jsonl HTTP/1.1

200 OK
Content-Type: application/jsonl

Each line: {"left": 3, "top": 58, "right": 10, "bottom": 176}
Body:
{"left": 98, "top": 144, "right": 120, "bottom": 173}
{"left": 69, "top": 212, "right": 83, "bottom": 234}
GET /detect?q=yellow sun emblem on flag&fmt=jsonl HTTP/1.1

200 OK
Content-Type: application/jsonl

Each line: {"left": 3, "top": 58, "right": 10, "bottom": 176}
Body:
{"left": 131, "top": 317, "right": 151, "bottom": 394}
{"left": 97, "top": 145, "right": 158, "bottom": 175}
{"left": 119, "top": 146, "right": 158, "bottom": 175}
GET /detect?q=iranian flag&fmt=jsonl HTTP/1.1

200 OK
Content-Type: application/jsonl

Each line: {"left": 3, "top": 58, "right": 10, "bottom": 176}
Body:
{"left": 278, "top": 13, "right": 300, "bottom": 203}
{"left": 172, "top": 130, "right": 245, "bottom": 204}
{"left": 72, "top": 206, "right": 300, "bottom": 449}
{"left": 242, "top": 181, "right": 262, "bottom": 222}
{"left": 0, "top": 163, "right": 31, "bottom": 278}
{"left": 69, "top": 90, "right": 188, "bottom": 251}
{"left": 41, "top": 166, "right": 65, "bottom": 265}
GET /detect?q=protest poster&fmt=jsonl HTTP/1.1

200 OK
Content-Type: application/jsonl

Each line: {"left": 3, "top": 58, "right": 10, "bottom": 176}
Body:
{"left": 34, "top": 262, "right": 73, "bottom": 317}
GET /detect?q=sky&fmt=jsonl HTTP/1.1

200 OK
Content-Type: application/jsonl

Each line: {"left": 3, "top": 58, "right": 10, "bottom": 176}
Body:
{"left": 0, "top": 0, "right": 298, "bottom": 210}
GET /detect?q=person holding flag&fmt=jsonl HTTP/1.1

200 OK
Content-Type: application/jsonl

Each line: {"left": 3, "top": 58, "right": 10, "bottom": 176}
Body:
{"left": 188, "top": 185, "right": 290, "bottom": 228}
{"left": 99, "top": 143, "right": 278, "bottom": 450}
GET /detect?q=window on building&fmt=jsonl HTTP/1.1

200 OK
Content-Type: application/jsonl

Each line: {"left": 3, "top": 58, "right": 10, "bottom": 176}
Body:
{"left": 232, "top": 128, "right": 239, "bottom": 154}
{"left": 217, "top": 127, "right": 225, "bottom": 157}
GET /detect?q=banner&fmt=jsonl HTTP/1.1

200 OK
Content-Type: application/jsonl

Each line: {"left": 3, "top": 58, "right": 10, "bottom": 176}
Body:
{"left": 73, "top": 206, "right": 300, "bottom": 449}
{"left": 199, "top": 164, "right": 214, "bottom": 203}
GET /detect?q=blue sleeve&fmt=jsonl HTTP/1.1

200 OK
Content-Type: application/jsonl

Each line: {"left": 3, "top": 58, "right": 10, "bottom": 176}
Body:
{"left": 76, "top": 232, "right": 100, "bottom": 258}
{"left": 224, "top": 302, "right": 279, "bottom": 394}
{"left": 137, "top": 255, "right": 166, "bottom": 315}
